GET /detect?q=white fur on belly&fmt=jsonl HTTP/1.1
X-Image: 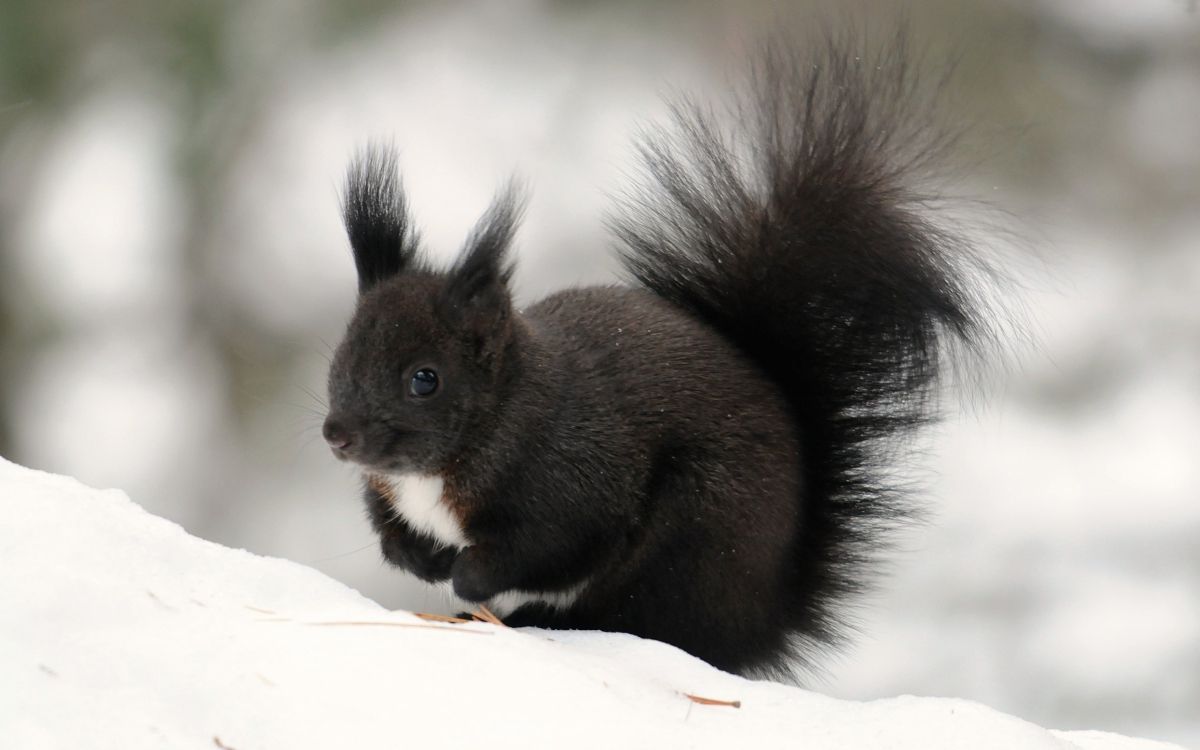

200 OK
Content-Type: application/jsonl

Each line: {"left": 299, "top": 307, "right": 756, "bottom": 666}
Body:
{"left": 436, "top": 581, "right": 588, "bottom": 619}
{"left": 487, "top": 584, "right": 588, "bottom": 618}
{"left": 384, "top": 474, "right": 467, "bottom": 549}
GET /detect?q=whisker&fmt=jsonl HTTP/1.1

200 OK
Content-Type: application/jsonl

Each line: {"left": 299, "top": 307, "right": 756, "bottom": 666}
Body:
{"left": 311, "top": 540, "right": 379, "bottom": 562}
{"left": 300, "top": 385, "right": 330, "bottom": 410}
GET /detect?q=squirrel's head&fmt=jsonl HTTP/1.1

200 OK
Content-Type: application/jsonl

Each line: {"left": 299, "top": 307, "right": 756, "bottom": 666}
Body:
{"left": 322, "top": 144, "right": 522, "bottom": 475}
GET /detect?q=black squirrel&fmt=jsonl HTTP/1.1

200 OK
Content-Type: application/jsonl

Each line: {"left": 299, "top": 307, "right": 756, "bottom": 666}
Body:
{"left": 321, "top": 33, "right": 995, "bottom": 677}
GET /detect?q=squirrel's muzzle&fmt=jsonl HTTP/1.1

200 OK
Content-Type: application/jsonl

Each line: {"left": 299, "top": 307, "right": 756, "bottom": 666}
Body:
{"left": 322, "top": 416, "right": 357, "bottom": 458}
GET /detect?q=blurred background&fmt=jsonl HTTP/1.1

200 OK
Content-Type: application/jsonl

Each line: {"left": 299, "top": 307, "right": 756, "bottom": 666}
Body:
{"left": 1, "top": 0, "right": 1197, "bottom": 744}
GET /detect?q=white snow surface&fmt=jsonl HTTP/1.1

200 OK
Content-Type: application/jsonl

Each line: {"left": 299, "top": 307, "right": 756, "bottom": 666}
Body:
{"left": 0, "top": 457, "right": 1185, "bottom": 750}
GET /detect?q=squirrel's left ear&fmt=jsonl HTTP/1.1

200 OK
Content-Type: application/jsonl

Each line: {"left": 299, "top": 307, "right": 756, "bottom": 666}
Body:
{"left": 341, "top": 143, "right": 423, "bottom": 294}
{"left": 440, "top": 184, "right": 523, "bottom": 348}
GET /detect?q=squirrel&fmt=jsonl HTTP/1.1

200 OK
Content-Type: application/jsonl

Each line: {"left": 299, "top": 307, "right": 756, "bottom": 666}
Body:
{"left": 321, "top": 32, "right": 996, "bottom": 677}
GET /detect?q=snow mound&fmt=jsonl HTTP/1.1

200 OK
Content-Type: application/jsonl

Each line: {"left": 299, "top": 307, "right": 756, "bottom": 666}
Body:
{"left": 0, "top": 457, "right": 1184, "bottom": 750}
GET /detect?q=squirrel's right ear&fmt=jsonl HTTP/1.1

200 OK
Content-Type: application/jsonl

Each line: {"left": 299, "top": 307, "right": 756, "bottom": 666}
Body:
{"left": 341, "top": 143, "right": 422, "bottom": 294}
{"left": 438, "top": 183, "right": 524, "bottom": 361}
{"left": 441, "top": 183, "right": 523, "bottom": 313}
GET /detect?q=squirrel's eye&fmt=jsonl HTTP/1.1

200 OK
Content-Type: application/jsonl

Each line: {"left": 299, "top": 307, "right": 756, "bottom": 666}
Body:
{"left": 409, "top": 368, "right": 439, "bottom": 397}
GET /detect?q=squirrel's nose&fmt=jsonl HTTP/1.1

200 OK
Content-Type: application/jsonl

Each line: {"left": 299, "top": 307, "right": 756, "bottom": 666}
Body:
{"left": 322, "top": 417, "right": 357, "bottom": 453}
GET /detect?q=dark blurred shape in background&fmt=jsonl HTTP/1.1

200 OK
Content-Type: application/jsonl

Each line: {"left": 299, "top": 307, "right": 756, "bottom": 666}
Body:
{"left": 0, "top": 1, "right": 1197, "bottom": 745}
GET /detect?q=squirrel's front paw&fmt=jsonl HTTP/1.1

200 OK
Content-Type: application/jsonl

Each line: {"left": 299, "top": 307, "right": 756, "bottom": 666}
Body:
{"left": 451, "top": 547, "right": 504, "bottom": 602}
{"left": 380, "top": 531, "right": 458, "bottom": 583}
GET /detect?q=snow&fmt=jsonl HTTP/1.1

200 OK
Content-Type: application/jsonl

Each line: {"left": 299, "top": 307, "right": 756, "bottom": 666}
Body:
{"left": 0, "top": 457, "right": 1185, "bottom": 750}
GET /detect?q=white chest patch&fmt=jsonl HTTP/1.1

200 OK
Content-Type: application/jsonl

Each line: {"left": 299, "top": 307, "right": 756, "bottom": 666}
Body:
{"left": 383, "top": 474, "right": 468, "bottom": 549}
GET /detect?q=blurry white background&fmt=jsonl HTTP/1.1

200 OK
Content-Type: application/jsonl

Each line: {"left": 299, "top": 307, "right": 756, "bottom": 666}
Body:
{"left": 0, "top": 0, "right": 1196, "bottom": 745}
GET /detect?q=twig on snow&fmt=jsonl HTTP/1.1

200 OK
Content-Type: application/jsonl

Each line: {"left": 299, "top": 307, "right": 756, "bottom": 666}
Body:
{"left": 683, "top": 692, "right": 741, "bottom": 708}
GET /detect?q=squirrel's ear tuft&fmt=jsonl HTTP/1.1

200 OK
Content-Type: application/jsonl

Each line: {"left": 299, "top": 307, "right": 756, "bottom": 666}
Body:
{"left": 341, "top": 142, "right": 422, "bottom": 294}
{"left": 442, "top": 182, "right": 524, "bottom": 314}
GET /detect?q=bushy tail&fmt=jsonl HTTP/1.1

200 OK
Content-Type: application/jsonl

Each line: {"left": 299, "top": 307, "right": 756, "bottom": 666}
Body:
{"left": 612, "top": 31, "right": 998, "bottom": 670}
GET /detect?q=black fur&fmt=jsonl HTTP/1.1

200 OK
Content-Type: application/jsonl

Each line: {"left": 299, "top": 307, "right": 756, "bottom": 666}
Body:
{"left": 341, "top": 142, "right": 424, "bottom": 293}
{"left": 322, "top": 32, "right": 994, "bottom": 677}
